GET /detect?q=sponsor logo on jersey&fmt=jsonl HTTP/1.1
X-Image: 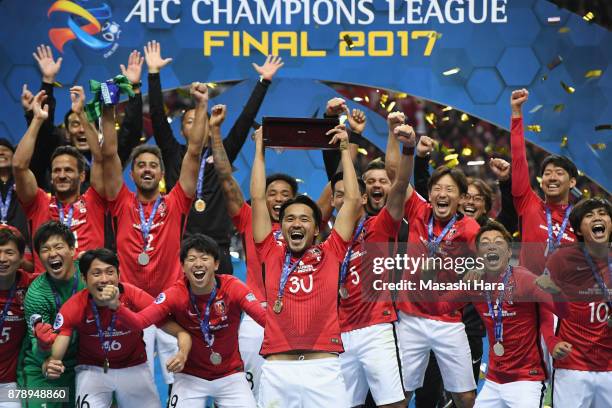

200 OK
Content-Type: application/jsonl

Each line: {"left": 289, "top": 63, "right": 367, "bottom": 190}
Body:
{"left": 246, "top": 293, "right": 256, "bottom": 302}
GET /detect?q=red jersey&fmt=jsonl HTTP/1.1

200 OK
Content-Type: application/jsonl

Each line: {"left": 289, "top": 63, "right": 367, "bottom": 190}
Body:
{"left": 339, "top": 208, "right": 399, "bottom": 332}
{"left": 398, "top": 192, "right": 480, "bottom": 322}
{"left": 0, "top": 271, "right": 33, "bottom": 382}
{"left": 511, "top": 117, "right": 576, "bottom": 275}
{"left": 117, "top": 275, "right": 265, "bottom": 380}
{"left": 108, "top": 183, "right": 192, "bottom": 296}
{"left": 55, "top": 283, "right": 152, "bottom": 368}
{"left": 22, "top": 188, "right": 106, "bottom": 273}
{"left": 256, "top": 230, "right": 350, "bottom": 355}
{"left": 546, "top": 245, "right": 612, "bottom": 372}
{"left": 232, "top": 202, "right": 281, "bottom": 302}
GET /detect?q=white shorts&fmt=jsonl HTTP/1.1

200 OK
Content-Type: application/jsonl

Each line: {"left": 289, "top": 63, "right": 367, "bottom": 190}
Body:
{"left": 238, "top": 313, "right": 265, "bottom": 397}
{"left": 258, "top": 357, "right": 349, "bottom": 408}
{"left": 553, "top": 369, "right": 612, "bottom": 408}
{"left": 169, "top": 372, "right": 256, "bottom": 408}
{"left": 395, "top": 312, "right": 476, "bottom": 393}
{"left": 75, "top": 362, "right": 161, "bottom": 408}
{"left": 144, "top": 325, "right": 178, "bottom": 384}
{"left": 475, "top": 380, "right": 545, "bottom": 408}
{"left": 0, "top": 382, "right": 20, "bottom": 408}
{"left": 340, "top": 323, "right": 404, "bottom": 406}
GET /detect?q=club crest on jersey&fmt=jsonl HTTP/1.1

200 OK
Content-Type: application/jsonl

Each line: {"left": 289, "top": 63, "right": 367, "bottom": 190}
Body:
{"left": 16, "top": 289, "right": 25, "bottom": 309}
{"left": 246, "top": 293, "right": 256, "bottom": 302}
{"left": 53, "top": 313, "right": 64, "bottom": 330}
{"left": 155, "top": 292, "right": 166, "bottom": 304}
{"left": 214, "top": 300, "right": 226, "bottom": 316}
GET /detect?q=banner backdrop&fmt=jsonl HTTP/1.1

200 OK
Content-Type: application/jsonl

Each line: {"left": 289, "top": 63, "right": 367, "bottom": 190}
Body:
{"left": 0, "top": 0, "right": 610, "bottom": 191}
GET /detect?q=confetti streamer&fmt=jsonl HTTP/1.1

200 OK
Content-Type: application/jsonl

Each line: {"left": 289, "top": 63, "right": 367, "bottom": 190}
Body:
{"left": 442, "top": 106, "right": 453, "bottom": 112}
{"left": 386, "top": 101, "right": 396, "bottom": 112}
{"left": 590, "top": 143, "right": 606, "bottom": 150}
{"left": 357, "top": 148, "right": 368, "bottom": 155}
{"left": 461, "top": 147, "right": 472, "bottom": 156}
{"left": 558, "top": 27, "right": 570, "bottom": 33}
{"left": 443, "top": 67, "right": 461, "bottom": 76}
{"left": 560, "top": 81, "right": 575, "bottom": 94}
{"left": 527, "top": 125, "right": 542, "bottom": 133}
{"left": 548, "top": 55, "right": 563, "bottom": 70}
{"left": 583, "top": 12, "right": 595, "bottom": 22}
{"left": 425, "top": 112, "right": 437, "bottom": 127}
{"left": 529, "top": 105, "right": 543, "bottom": 114}
{"left": 560, "top": 136, "right": 568, "bottom": 148}
{"left": 467, "top": 160, "right": 485, "bottom": 166}
{"left": 585, "top": 70, "right": 603, "bottom": 79}
{"left": 444, "top": 153, "right": 459, "bottom": 161}
{"left": 547, "top": 16, "right": 561, "bottom": 24}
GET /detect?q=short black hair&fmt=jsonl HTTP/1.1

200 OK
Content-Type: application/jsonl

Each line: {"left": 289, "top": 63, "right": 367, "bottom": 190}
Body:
{"left": 0, "top": 227, "right": 25, "bottom": 255}
{"left": 266, "top": 173, "right": 298, "bottom": 197}
{"left": 129, "top": 144, "right": 165, "bottom": 172}
{"left": 569, "top": 197, "right": 612, "bottom": 242}
{"left": 428, "top": 165, "right": 468, "bottom": 195}
{"left": 79, "top": 248, "right": 119, "bottom": 278}
{"left": 467, "top": 177, "right": 493, "bottom": 213}
{"left": 63, "top": 110, "right": 75, "bottom": 130}
{"left": 180, "top": 233, "right": 220, "bottom": 263}
{"left": 279, "top": 194, "right": 322, "bottom": 228}
{"left": 33, "top": 221, "right": 75, "bottom": 254}
{"left": 476, "top": 220, "right": 513, "bottom": 249}
{"left": 331, "top": 172, "right": 366, "bottom": 195}
{"left": 0, "top": 138, "right": 15, "bottom": 153}
{"left": 51, "top": 145, "right": 87, "bottom": 174}
{"left": 539, "top": 155, "right": 578, "bottom": 179}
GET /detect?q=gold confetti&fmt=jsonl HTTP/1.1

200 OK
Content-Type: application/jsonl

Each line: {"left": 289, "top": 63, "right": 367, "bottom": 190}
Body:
{"left": 442, "top": 106, "right": 453, "bottom": 112}
{"left": 585, "top": 70, "right": 603, "bottom": 78}
{"left": 553, "top": 104, "right": 565, "bottom": 113}
{"left": 443, "top": 67, "right": 461, "bottom": 76}
{"left": 527, "top": 125, "right": 542, "bottom": 133}
{"left": 548, "top": 55, "right": 563, "bottom": 70}
{"left": 512, "top": 231, "right": 520, "bottom": 239}
{"left": 460, "top": 113, "right": 469, "bottom": 122}
{"left": 444, "top": 153, "right": 459, "bottom": 161}
{"left": 139, "top": 135, "right": 146, "bottom": 142}
{"left": 342, "top": 34, "right": 354, "bottom": 49}
{"left": 484, "top": 144, "right": 493, "bottom": 154}
{"left": 395, "top": 92, "right": 408, "bottom": 99}
{"left": 425, "top": 112, "right": 437, "bottom": 127}
{"left": 357, "top": 148, "right": 368, "bottom": 155}
{"left": 578, "top": 170, "right": 584, "bottom": 177}
{"left": 583, "top": 12, "right": 595, "bottom": 22}
{"left": 446, "top": 158, "right": 460, "bottom": 168}
{"left": 159, "top": 178, "right": 167, "bottom": 194}
{"left": 536, "top": 176, "right": 542, "bottom": 184}
{"left": 52, "top": 81, "right": 63, "bottom": 88}
{"left": 386, "top": 101, "right": 396, "bottom": 112}
{"left": 442, "top": 117, "right": 450, "bottom": 122}
{"left": 364, "top": 95, "right": 369, "bottom": 103}
{"left": 461, "top": 147, "right": 472, "bottom": 156}
{"left": 114, "top": 122, "right": 120, "bottom": 130}
{"left": 206, "top": 82, "right": 217, "bottom": 89}
{"left": 582, "top": 189, "right": 591, "bottom": 199}
{"left": 558, "top": 27, "right": 570, "bottom": 33}
{"left": 529, "top": 105, "right": 543, "bottom": 114}
{"left": 381, "top": 94, "right": 389, "bottom": 103}
{"left": 560, "top": 136, "right": 568, "bottom": 148}
{"left": 595, "top": 124, "right": 612, "bottom": 131}
{"left": 561, "top": 81, "right": 575, "bottom": 94}
{"left": 541, "top": 74, "right": 548, "bottom": 81}
{"left": 591, "top": 143, "right": 606, "bottom": 150}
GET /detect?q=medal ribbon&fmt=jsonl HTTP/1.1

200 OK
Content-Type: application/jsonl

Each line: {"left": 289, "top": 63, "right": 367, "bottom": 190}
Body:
{"left": 545, "top": 205, "right": 573, "bottom": 257}
{"left": 339, "top": 216, "right": 367, "bottom": 285}
{"left": 138, "top": 196, "right": 162, "bottom": 251}
{"left": 57, "top": 201, "right": 74, "bottom": 228}
{"left": 196, "top": 149, "right": 210, "bottom": 201}
{"left": 0, "top": 186, "right": 13, "bottom": 224}
{"left": 427, "top": 214, "right": 457, "bottom": 257}
{"left": 90, "top": 299, "right": 117, "bottom": 365}
{"left": 46, "top": 271, "right": 79, "bottom": 312}
{"left": 485, "top": 266, "right": 513, "bottom": 343}
{"left": 582, "top": 247, "right": 612, "bottom": 307}
{"left": 0, "top": 282, "right": 17, "bottom": 332}
{"left": 277, "top": 251, "right": 305, "bottom": 301}
{"left": 189, "top": 285, "right": 217, "bottom": 347}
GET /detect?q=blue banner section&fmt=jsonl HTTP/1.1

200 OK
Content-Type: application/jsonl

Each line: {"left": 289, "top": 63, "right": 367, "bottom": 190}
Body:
{"left": 0, "top": 0, "right": 609, "bottom": 190}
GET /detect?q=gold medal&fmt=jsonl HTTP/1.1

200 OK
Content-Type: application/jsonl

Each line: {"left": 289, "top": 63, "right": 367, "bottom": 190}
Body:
{"left": 339, "top": 286, "right": 349, "bottom": 299}
{"left": 103, "top": 358, "right": 109, "bottom": 373}
{"left": 194, "top": 199, "right": 206, "bottom": 213}
{"left": 273, "top": 298, "right": 283, "bottom": 314}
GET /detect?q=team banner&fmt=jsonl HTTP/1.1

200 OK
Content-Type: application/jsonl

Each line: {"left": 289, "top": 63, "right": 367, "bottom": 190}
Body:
{"left": 0, "top": 0, "right": 609, "bottom": 190}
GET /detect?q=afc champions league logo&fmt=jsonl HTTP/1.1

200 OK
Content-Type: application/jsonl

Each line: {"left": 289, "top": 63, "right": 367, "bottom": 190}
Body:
{"left": 47, "top": 0, "right": 121, "bottom": 58}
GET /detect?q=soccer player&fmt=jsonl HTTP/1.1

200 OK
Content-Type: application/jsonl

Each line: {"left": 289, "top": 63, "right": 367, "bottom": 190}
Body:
{"left": 427, "top": 220, "right": 565, "bottom": 407}
{"left": 208, "top": 104, "right": 296, "bottom": 396}
{"left": 100, "top": 82, "right": 208, "bottom": 385}
{"left": 0, "top": 227, "right": 32, "bottom": 408}
{"left": 44, "top": 248, "right": 191, "bottom": 408}
{"left": 510, "top": 89, "right": 577, "bottom": 275}
{"left": 13, "top": 88, "right": 106, "bottom": 273}
{"left": 114, "top": 234, "right": 266, "bottom": 407}
{"left": 541, "top": 198, "right": 612, "bottom": 407}
{"left": 21, "top": 221, "right": 87, "bottom": 408}
{"left": 252, "top": 124, "right": 361, "bottom": 407}
{"left": 331, "top": 122, "right": 415, "bottom": 408}
{"left": 396, "top": 160, "right": 481, "bottom": 408}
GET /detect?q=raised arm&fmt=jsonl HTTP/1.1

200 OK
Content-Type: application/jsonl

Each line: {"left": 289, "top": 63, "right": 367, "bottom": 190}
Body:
{"left": 509, "top": 89, "right": 534, "bottom": 213}
{"left": 385, "top": 111, "right": 405, "bottom": 182}
{"left": 210, "top": 104, "right": 245, "bottom": 217}
{"left": 329, "top": 125, "right": 361, "bottom": 241}
{"left": 178, "top": 82, "right": 208, "bottom": 197}
{"left": 414, "top": 135, "right": 435, "bottom": 199}
{"left": 386, "top": 124, "right": 416, "bottom": 221}
{"left": 251, "top": 127, "right": 272, "bottom": 243}
{"left": 100, "top": 105, "right": 123, "bottom": 200}
{"left": 489, "top": 158, "right": 518, "bottom": 234}
{"left": 117, "top": 50, "right": 145, "bottom": 167}
{"left": 13, "top": 91, "right": 46, "bottom": 204}
{"left": 70, "top": 86, "right": 104, "bottom": 196}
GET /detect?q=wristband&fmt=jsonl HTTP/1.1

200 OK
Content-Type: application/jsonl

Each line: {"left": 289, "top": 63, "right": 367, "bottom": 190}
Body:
{"left": 402, "top": 144, "right": 415, "bottom": 156}
{"left": 131, "top": 82, "right": 142, "bottom": 89}
{"left": 29, "top": 314, "right": 43, "bottom": 331}
{"left": 339, "top": 140, "right": 349, "bottom": 150}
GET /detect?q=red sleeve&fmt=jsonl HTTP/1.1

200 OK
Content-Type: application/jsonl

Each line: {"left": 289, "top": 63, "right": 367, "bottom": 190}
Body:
{"left": 167, "top": 182, "right": 194, "bottom": 215}
{"left": 372, "top": 207, "right": 401, "bottom": 238}
{"left": 116, "top": 286, "right": 176, "bottom": 330}
{"left": 229, "top": 278, "right": 266, "bottom": 327}
{"left": 538, "top": 304, "right": 562, "bottom": 352}
{"left": 56, "top": 294, "right": 82, "bottom": 336}
{"left": 322, "top": 229, "right": 352, "bottom": 260}
{"left": 107, "top": 183, "right": 131, "bottom": 217}
{"left": 255, "top": 231, "right": 281, "bottom": 261}
{"left": 510, "top": 117, "right": 540, "bottom": 215}
{"left": 403, "top": 191, "right": 428, "bottom": 222}
{"left": 21, "top": 188, "right": 49, "bottom": 216}
{"left": 124, "top": 284, "right": 155, "bottom": 311}
{"left": 83, "top": 187, "right": 107, "bottom": 212}
{"left": 232, "top": 202, "right": 251, "bottom": 234}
